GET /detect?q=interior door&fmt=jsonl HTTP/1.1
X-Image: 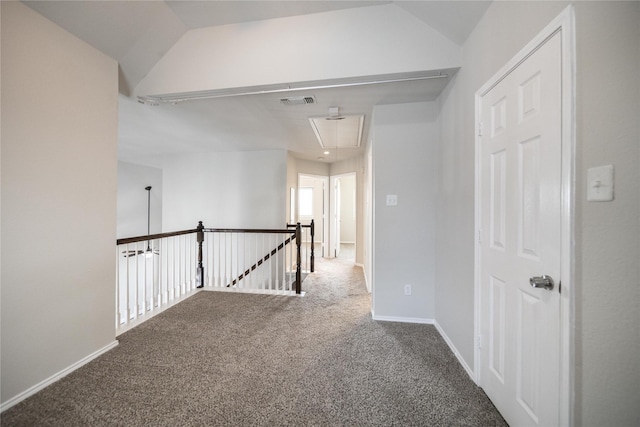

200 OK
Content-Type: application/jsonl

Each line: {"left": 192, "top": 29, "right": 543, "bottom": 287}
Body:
{"left": 299, "top": 174, "right": 328, "bottom": 258}
{"left": 478, "top": 31, "right": 562, "bottom": 426}
{"left": 334, "top": 178, "right": 341, "bottom": 257}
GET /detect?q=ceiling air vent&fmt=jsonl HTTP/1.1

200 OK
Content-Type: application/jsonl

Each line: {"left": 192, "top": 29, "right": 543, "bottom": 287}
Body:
{"left": 280, "top": 96, "right": 316, "bottom": 106}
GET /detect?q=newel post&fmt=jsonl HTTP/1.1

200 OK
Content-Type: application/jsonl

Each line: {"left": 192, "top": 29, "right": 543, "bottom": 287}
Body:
{"left": 310, "top": 219, "right": 315, "bottom": 273}
{"left": 196, "top": 221, "right": 205, "bottom": 288}
{"left": 295, "top": 222, "right": 302, "bottom": 294}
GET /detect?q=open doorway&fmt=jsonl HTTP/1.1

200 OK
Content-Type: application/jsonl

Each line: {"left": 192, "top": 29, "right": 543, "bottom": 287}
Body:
{"left": 297, "top": 174, "right": 328, "bottom": 257}
{"left": 330, "top": 173, "right": 356, "bottom": 262}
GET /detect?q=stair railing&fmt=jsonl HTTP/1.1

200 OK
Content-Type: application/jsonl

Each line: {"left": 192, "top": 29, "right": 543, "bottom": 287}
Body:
{"left": 202, "top": 224, "right": 301, "bottom": 294}
{"left": 115, "top": 221, "right": 313, "bottom": 331}
{"left": 116, "top": 228, "right": 199, "bottom": 332}
{"left": 288, "top": 219, "right": 314, "bottom": 274}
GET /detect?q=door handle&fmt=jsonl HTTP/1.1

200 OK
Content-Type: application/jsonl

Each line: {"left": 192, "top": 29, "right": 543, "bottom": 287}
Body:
{"left": 529, "top": 275, "right": 554, "bottom": 291}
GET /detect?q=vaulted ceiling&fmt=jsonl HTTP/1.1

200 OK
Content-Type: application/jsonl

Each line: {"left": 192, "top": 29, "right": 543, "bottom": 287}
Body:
{"left": 24, "top": 1, "right": 491, "bottom": 167}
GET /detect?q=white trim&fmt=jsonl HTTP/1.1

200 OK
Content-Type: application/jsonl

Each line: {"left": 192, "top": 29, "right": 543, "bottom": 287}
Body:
{"left": 329, "top": 172, "right": 357, "bottom": 259}
{"left": 473, "top": 5, "right": 575, "bottom": 426}
{"left": 558, "top": 8, "right": 576, "bottom": 426}
{"left": 355, "top": 263, "right": 370, "bottom": 292}
{"left": 371, "top": 313, "right": 434, "bottom": 324}
{"left": 434, "top": 322, "right": 475, "bottom": 380}
{"left": 369, "top": 316, "right": 474, "bottom": 380}
{"left": 0, "top": 340, "right": 119, "bottom": 413}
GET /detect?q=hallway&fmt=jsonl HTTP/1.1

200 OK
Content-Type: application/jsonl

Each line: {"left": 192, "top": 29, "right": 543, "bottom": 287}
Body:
{"left": 1, "top": 257, "right": 505, "bottom": 426}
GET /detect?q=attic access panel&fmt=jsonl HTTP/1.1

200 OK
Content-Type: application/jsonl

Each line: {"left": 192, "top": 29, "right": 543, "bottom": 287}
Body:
{"left": 308, "top": 114, "right": 364, "bottom": 149}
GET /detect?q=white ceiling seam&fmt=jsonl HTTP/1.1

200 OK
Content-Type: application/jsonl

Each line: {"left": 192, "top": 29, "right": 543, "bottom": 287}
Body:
{"left": 22, "top": 1, "right": 486, "bottom": 165}
{"left": 137, "top": 70, "right": 453, "bottom": 105}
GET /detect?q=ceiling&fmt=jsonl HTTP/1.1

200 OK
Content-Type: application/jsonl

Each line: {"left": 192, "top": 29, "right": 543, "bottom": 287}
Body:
{"left": 24, "top": 1, "right": 491, "bottom": 167}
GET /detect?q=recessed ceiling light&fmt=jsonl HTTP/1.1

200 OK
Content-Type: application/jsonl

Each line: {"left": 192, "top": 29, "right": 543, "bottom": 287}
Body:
{"left": 324, "top": 151, "right": 330, "bottom": 155}
{"left": 317, "top": 157, "right": 325, "bottom": 160}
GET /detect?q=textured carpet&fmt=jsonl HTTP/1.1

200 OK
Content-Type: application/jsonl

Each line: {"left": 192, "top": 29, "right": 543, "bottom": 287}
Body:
{"left": 1, "top": 257, "right": 507, "bottom": 426}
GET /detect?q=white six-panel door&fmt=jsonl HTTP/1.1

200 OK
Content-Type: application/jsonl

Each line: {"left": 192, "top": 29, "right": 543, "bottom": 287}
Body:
{"left": 478, "top": 31, "right": 562, "bottom": 426}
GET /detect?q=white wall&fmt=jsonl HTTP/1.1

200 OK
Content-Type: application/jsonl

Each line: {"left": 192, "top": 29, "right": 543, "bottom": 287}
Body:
{"left": 286, "top": 153, "right": 298, "bottom": 224}
{"left": 436, "top": 2, "right": 640, "bottom": 425}
{"left": 573, "top": 3, "right": 639, "bottom": 425}
{"left": 295, "top": 158, "right": 330, "bottom": 177}
{"left": 136, "top": 4, "right": 460, "bottom": 96}
{"left": 117, "top": 161, "right": 162, "bottom": 239}
{"left": 372, "top": 101, "right": 438, "bottom": 321}
{"left": 364, "top": 140, "right": 374, "bottom": 291}
{"left": 162, "top": 150, "right": 287, "bottom": 230}
{"left": 1, "top": 1, "right": 118, "bottom": 407}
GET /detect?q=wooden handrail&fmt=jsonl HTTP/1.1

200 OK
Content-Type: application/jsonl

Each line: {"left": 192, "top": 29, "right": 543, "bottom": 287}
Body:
{"left": 287, "top": 223, "right": 313, "bottom": 229}
{"left": 116, "top": 228, "right": 198, "bottom": 245}
{"left": 117, "top": 226, "right": 295, "bottom": 245}
{"left": 204, "top": 228, "right": 295, "bottom": 234}
{"left": 116, "top": 224, "right": 296, "bottom": 245}
{"left": 117, "top": 221, "right": 310, "bottom": 295}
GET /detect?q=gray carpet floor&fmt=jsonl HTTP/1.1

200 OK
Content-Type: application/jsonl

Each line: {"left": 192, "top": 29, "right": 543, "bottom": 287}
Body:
{"left": 1, "top": 257, "right": 507, "bottom": 426}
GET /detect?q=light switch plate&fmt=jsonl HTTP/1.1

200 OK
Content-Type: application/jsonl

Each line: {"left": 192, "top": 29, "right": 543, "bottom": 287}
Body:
{"left": 587, "top": 165, "right": 614, "bottom": 202}
{"left": 386, "top": 194, "right": 398, "bottom": 206}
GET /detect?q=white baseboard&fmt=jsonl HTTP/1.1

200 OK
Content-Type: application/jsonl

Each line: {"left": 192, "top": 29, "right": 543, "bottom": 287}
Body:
{"left": 434, "top": 321, "right": 476, "bottom": 382}
{"left": 368, "top": 313, "right": 476, "bottom": 382}
{"left": 0, "top": 340, "right": 119, "bottom": 413}
{"left": 354, "top": 263, "right": 371, "bottom": 292}
{"left": 371, "top": 312, "right": 435, "bottom": 324}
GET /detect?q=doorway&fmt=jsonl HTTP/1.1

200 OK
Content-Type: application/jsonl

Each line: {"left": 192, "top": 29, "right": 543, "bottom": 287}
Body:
{"left": 474, "top": 7, "right": 574, "bottom": 427}
{"left": 330, "top": 173, "right": 356, "bottom": 261}
{"left": 298, "top": 174, "right": 328, "bottom": 257}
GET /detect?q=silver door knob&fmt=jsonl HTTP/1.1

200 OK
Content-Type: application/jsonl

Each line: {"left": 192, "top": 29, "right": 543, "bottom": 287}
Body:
{"left": 529, "top": 275, "right": 554, "bottom": 291}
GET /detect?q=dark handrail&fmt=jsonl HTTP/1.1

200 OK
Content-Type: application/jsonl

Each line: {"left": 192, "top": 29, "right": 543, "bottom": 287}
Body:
{"left": 118, "top": 227, "right": 295, "bottom": 245}
{"left": 287, "top": 224, "right": 312, "bottom": 228}
{"left": 117, "top": 228, "right": 198, "bottom": 245}
{"left": 117, "top": 221, "right": 309, "bottom": 295}
{"left": 204, "top": 228, "right": 295, "bottom": 234}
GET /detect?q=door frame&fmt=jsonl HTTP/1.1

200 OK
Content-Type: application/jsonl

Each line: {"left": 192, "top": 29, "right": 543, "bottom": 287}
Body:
{"left": 298, "top": 173, "right": 329, "bottom": 257}
{"left": 473, "top": 6, "right": 575, "bottom": 426}
{"left": 329, "top": 172, "right": 357, "bottom": 259}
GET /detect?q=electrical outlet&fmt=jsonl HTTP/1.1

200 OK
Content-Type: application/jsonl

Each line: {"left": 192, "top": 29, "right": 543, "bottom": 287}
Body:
{"left": 404, "top": 284, "right": 412, "bottom": 296}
